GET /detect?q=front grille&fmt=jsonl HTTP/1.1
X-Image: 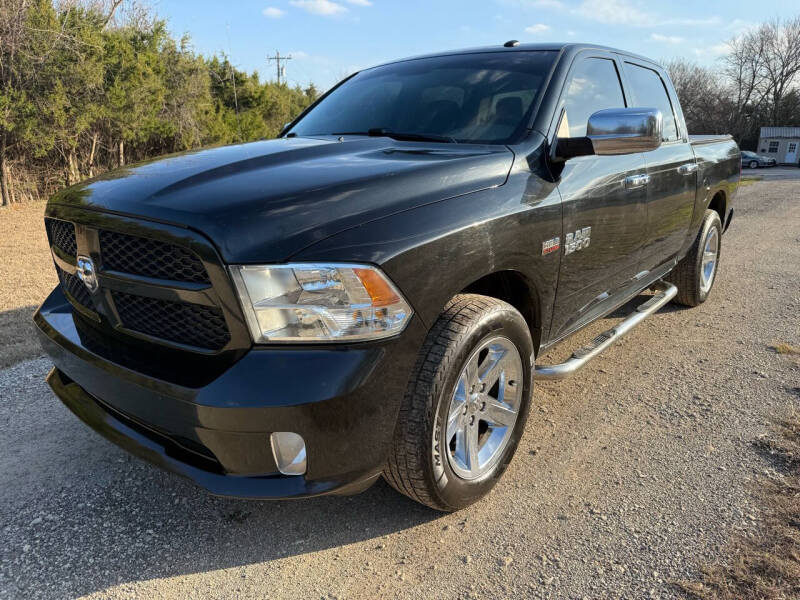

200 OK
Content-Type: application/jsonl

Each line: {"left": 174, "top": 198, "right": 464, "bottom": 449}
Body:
{"left": 113, "top": 291, "right": 230, "bottom": 350}
{"left": 99, "top": 231, "right": 210, "bottom": 284}
{"left": 56, "top": 265, "right": 94, "bottom": 310}
{"left": 45, "top": 215, "right": 235, "bottom": 354}
{"left": 45, "top": 218, "right": 77, "bottom": 256}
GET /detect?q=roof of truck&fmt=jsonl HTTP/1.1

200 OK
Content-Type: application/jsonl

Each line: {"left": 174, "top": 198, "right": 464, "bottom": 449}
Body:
{"left": 370, "top": 42, "right": 660, "bottom": 71}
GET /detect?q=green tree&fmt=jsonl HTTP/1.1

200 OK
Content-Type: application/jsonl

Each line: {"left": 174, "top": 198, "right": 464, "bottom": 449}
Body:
{"left": 0, "top": 0, "right": 318, "bottom": 207}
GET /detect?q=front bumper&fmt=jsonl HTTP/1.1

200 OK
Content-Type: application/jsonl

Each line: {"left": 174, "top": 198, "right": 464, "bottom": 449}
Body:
{"left": 35, "top": 287, "right": 424, "bottom": 498}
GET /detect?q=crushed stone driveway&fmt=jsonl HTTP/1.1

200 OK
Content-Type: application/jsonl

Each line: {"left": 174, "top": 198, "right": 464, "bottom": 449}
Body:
{"left": 1, "top": 180, "right": 798, "bottom": 600}
{"left": 742, "top": 165, "right": 800, "bottom": 181}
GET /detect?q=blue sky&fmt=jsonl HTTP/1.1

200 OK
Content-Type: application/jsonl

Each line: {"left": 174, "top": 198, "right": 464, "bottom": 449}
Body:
{"left": 155, "top": 0, "right": 800, "bottom": 90}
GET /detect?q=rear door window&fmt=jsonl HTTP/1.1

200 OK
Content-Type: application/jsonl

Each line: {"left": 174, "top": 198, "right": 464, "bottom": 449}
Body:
{"left": 624, "top": 63, "right": 679, "bottom": 142}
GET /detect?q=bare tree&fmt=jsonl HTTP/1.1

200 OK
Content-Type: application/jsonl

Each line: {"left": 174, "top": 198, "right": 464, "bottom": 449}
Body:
{"left": 723, "top": 29, "right": 771, "bottom": 142}
{"left": 665, "top": 59, "right": 727, "bottom": 134}
{"left": 760, "top": 16, "right": 800, "bottom": 124}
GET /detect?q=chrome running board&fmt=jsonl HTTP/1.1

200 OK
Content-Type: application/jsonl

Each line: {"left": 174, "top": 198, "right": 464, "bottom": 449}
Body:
{"left": 534, "top": 280, "right": 677, "bottom": 381}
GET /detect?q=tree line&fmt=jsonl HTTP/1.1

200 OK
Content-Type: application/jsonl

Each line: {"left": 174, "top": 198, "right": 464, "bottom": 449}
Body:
{"left": 3, "top": 3, "right": 799, "bottom": 209}
{"left": 0, "top": 0, "right": 318, "bottom": 206}
{"left": 666, "top": 16, "right": 800, "bottom": 151}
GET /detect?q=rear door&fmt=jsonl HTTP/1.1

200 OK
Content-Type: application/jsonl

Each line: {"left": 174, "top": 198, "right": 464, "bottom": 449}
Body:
{"left": 621, "top": 60, "right": 696, "bottom": 270}
{"left": 548, "top": 53, "right": 649, "bottom": 340}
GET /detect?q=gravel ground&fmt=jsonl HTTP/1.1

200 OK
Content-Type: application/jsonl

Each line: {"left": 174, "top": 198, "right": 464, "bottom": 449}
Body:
{"left": 1, "top": 180, "right": 798, "bottom": 599}
{"left": 742, "top": 165, "right": 800, "bottom": 181}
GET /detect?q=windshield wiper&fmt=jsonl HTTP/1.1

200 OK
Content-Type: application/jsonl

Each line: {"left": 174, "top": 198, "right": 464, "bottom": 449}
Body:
{"left": 331, "top": 128, "right": 457, "bottom": 143}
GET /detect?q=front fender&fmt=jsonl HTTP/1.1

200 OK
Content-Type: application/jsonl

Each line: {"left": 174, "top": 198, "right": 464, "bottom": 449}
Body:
{"left": 291, "top": 166, "right": 562, "bottom": 339}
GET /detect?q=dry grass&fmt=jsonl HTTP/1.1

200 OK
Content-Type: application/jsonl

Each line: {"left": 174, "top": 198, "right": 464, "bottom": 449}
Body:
{"left": 739, "top": 177, "right": 764, "bottom": 187}
{"left": 0, "top": 201, "right": 57, "bottom": 367}
{"left": 679, "top": 418, "right": 800, "bottom": 599}
{"left": 770, "top": 342, "right": 800, "bottom": 356}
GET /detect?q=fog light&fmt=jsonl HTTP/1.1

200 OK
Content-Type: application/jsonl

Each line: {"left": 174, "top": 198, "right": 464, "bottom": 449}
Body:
{"left": 270, "top": 432, "right": 307, "bottom": 476}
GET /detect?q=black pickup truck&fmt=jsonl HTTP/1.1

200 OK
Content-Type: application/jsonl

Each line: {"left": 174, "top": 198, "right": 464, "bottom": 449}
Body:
{"left": 35, "top": 42, "right": 740, "bottom": 511}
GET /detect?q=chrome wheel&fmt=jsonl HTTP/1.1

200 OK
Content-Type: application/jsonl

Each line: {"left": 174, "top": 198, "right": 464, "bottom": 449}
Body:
{"left": 444, "top": 336, "right": 523, "bottom": 481}
{"left": 700, "top": 227, "right": 719, "bottom": 293}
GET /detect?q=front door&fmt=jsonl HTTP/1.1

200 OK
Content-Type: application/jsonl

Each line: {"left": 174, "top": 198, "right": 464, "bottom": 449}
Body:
{"left": 548, "top": 54, "right": 648, "bottom": 340}
{"left": 622, "top": 60, "right": 696, "bottom": 270}
{"left": 787, "top": 142, "right": 798, "bottom": 164}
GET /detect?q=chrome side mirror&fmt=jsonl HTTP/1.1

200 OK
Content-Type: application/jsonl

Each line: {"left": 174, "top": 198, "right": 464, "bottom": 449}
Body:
{"left": 587, "top": 107, "right": 662, "bottom": 155}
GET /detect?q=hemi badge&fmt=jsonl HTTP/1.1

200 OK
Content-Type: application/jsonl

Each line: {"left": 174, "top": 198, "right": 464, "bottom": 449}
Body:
{"left": 542, "top": 237, "right": 560, "bottom": 255}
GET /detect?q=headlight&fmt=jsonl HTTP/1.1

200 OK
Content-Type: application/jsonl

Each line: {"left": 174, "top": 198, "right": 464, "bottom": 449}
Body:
{"left": 229, "top": 263, "right": 413, "bottom": 343}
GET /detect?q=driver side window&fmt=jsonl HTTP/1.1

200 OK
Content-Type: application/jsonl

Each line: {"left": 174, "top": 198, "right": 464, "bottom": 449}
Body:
{"left": 559, "top": 57, "right": 626, "bottom": 138}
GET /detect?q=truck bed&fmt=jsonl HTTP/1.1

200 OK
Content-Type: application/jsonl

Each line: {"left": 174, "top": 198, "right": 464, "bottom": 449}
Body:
{"left": 689, "top": 134, "right": 734, "bottom": 146}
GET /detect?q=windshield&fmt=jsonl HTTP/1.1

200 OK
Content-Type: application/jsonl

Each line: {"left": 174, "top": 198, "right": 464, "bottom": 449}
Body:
{"left": 288, "top": 51, "right": 557, "bottom": 145}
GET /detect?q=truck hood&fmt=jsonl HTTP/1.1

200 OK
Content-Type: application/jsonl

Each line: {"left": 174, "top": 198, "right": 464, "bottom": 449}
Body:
{"left": 51, "top": 137, "right": 514, "bottom": 262}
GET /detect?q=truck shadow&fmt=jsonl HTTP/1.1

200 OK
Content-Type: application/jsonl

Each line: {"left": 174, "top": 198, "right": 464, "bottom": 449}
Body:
{"left": 2, "top": 368, "right": 442, "bottom": 598}
{"left": 0, "top": 304, "right": 45, "bottom": 368}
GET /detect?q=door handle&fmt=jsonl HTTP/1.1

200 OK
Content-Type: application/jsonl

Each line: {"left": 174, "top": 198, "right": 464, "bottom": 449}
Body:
{"left": 624, "top": 173, "right": 650, "bottom": 189}
{"left": 677, "top": 163, "right": 698, "bottom": 175}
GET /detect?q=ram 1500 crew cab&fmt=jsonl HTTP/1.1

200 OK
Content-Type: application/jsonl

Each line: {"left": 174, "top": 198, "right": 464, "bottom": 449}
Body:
{"left": 35, "top": 43, "right": 739, "bottom": 511}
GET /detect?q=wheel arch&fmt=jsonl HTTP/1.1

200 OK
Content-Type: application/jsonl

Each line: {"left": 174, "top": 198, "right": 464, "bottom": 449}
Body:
{"left": 459, "top": 269, "right": 543, "bottom": 354}
{"left": 707, "top": 189, "right": 727, "bottom": 227}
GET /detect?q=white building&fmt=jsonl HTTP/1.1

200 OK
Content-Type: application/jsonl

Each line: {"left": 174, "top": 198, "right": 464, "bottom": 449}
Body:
{"left": 757, "top": 127, "right": 800, "bottom": 165}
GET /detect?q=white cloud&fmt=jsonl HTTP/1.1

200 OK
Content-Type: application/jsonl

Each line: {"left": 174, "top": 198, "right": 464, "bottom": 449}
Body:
{"left": 344, "top": 0, "right": 372, "bottom": 5}
{"left": 289, "top": 0, "right": 348, "bottom": 16}
{"left": 651, "top": 33, "right": 684, "bottom": 44}
{"left": 726, "top": 18, "right": 756, "bottom": 34}
{"left": 262, "top": 6, "right": 287, "bottom": 18}
{"left": 692, "top": 43, "right": 729, "bottom": 58}
{"left": 525, "top": 23, "right": 550, "bottom": 34}
{"left": 572, "top": 0, "right": 719, "bottom": 28}
{"left": 573, "top": 0, "right": 651, "bottom": 26}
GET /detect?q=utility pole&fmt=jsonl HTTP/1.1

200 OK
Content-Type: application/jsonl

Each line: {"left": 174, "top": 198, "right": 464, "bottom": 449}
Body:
{"left": 267, "top": 51, "right": 291, "bottom": 85}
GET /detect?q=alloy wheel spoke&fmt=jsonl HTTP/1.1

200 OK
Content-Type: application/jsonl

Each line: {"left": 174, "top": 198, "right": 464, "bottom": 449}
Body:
{"left": 484, "top": 398, "right": 517, "bottom": 427}
{"left": 447, "top": 405, "right": 464, "bottom": 438}
{"left": 453, "top": 426, "right": 468, "bottom": 466}
{"left": 447, "top": 387, "right": 466, "bottom": 437}
{"left": 466, "top": 422, "right": 480, "bottom": 470}
{"left": 464, "top": 355, "right": 479, "bottom": 388}
{"left": 478, "top": 349, "right": 506, "bottom": 388}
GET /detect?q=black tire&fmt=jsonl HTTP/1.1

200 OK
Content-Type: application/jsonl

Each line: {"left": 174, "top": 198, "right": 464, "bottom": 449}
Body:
{"left": 749, "top": 160, "right": 758, "bottom": 169}
{"left": 383, "top": 294, "right": 533, "bottom": 511}
{"left": 666, "top": 209, "right": 722, "bottom": 307}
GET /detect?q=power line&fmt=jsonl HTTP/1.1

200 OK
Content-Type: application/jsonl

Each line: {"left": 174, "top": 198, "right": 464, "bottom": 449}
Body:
{"left": 267, "top": 51, "right": 292, "bottom": 85}
{"left": 225, "top": 24, "right": 242, "bottom": 142}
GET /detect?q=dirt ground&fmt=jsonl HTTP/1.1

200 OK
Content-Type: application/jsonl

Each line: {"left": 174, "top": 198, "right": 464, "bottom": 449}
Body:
{"left": 0, "top": 201, "right": 56, "bottom": 367}
{"left": 0, "top": 179, "right": 798, "bottom": 599}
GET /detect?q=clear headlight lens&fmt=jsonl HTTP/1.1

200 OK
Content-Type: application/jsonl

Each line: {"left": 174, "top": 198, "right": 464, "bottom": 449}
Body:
{"left": 230, "top": 263, "right": 413, "bottom": 343}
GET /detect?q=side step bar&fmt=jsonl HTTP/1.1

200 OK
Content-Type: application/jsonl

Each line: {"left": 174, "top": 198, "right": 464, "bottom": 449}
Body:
{"left": 534, "top": 280, "right": 677, "bottom": 381}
